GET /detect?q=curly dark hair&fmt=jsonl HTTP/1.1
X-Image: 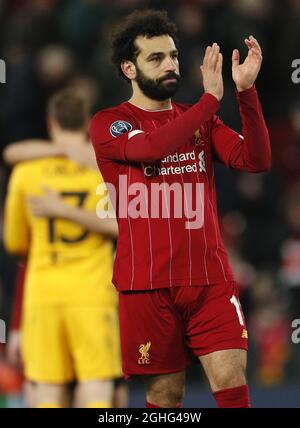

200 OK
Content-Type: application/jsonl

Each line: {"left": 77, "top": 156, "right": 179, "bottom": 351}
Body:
{"left": 111, "top": 9, "right": 179, "bottom": 82}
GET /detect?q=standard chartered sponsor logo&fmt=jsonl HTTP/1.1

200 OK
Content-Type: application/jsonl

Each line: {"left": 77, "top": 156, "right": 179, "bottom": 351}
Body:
{"left": 144, "top": 163, "right": 197, "bottom": 177}
{"left": 161, "top": 151, "right": 196, "bottom": 163}
{"left": 144, "top": 150, "right": 206, "bottom": 177}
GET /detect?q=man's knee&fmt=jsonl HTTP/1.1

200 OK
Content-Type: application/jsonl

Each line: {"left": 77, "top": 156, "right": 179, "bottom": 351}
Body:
{"left": 144, "top": 372, "right": 185, "bottom": 408}
{"left": 148, "top": 384, "right": 184, "bottom": 407}
{"left": 76, "top": 380, "right": 114, "bottom": 408}
{"left": 34, "top": 383, "right": 70, "bottom": 408}
{"left": 212, "top": 367, "right": 247, "bottom": 392}
{"left": 200, "top": 349, "right": 247, "bottom": 392}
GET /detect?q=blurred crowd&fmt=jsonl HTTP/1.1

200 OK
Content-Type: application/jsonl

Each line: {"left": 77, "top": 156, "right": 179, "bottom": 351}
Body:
{"left": 0, "top": 0, "right": 300, "bottom": 396}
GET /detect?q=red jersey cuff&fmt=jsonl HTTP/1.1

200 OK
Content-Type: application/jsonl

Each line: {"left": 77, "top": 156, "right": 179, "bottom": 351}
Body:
{"left": 236, "top": 84, "right": 257, "bottom": 98}
{"left": 201, "top": 92, "right": 220, "bottom": 112}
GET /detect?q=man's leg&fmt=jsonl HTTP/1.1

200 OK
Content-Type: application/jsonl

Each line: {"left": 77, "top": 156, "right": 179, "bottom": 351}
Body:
{"left": 34, "top": 383, "right": 71, "bottom": 408}
{"left": 143, "top": 371, "right": 186, "bottom": 408}
{"left": 119, "top": 290, "right": 191, "bottom": 408}
{"left": 178, "top": 282, "right": 250, "bottom": 407}
{"left": 199, "top": 349, "right": 250, "bottom": 408}
{"left": 75, "top": 380, "right": 114, "bottom": 408}
{"left": 112, "top": 378, "right": 129, "bottom": 408}
{"left": 21, "top": 305, "right": 75, "bottom": 408}
{"left": 65, "top": 305, "right": 122, "bottom": 408}
{"left": 23, "top": 380, "right": 36, "bottom": 408}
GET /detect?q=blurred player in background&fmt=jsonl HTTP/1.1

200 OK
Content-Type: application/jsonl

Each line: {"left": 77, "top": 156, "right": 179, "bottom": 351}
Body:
{"left": 3, "top": 89, "right": 123, "bottom": 408}
{"left": 90, "top": 10, "right": 271, "bottom": 408}
{"left": 6, "top": 253, "right": 128, "bottom": 408}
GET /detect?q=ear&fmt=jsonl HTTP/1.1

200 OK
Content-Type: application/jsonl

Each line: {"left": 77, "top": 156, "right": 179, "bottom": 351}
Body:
{"left": 121, "top": 60, "right": 136, "bottom": 80}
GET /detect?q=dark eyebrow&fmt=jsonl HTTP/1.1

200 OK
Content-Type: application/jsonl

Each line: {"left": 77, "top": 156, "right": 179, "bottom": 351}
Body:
{"left": 146, "top": 49, "right": 179, "bottom": 60}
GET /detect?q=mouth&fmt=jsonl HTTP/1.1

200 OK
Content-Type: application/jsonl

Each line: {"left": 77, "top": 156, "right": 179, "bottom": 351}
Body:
{"left": 162, "top": 78, "right": 178, "bottom": 84}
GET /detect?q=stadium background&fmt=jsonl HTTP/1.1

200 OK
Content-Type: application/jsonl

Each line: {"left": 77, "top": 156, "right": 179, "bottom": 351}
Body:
{"left": 0, "top": 0, "right": 300, "bottom": 407}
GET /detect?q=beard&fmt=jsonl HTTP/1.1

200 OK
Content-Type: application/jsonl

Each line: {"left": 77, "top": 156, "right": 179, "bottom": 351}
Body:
{"left": 135, "top": 66, "right": 180, "bottom": 101}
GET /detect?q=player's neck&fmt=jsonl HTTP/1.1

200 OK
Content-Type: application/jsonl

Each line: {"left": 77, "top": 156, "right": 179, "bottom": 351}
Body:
{"left": 52, "top": 130, "right": 88, "bottom": 147}
{"left": 129, "top": 89, "right": 172, "bottom": 111}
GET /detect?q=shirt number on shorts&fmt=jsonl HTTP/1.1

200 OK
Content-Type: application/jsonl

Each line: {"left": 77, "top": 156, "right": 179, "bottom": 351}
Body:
{"left": 230, "top": 295, "right": 244, "bottom": 326}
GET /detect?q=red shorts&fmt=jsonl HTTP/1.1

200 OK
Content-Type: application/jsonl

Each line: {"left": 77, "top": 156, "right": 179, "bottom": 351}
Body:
{"left": 118, "top": 281, "right": 248, "bottom": 377}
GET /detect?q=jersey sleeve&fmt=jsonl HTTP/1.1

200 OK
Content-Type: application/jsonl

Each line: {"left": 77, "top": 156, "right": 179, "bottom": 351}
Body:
{"left": 90, "top": 94, "right": 220, "bottom": 164}
{"left": 211, "top": 86, "right": 271, "bottom": 172}
{"left": 211, "top": 115, "right": 245, "bottom": 166}
{"left": 89, "top": 111, "right": 133, "bottom": 163}
{"left": 4, "top": 166, "right": 30, "bottom": 255}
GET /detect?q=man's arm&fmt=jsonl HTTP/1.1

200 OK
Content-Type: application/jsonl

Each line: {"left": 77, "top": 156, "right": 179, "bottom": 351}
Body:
{"left": 90, "top": 43, "right": 223, "bottom": 164}
{"left": 63, "top": 143, "right": 98, "bottom": 169}
{"left": 91, "top": 94, "right": 219, "bottom": 164}
{"left": 211, "top": 86, "right": 271, "bottom": 172}
{"left": 3, "top": 140, "right": 63, "bottom": 166}
{"left": 212, "top": 36, "right": 271, "bottom": 172}
{"left": 4, "top": 166, "right": 30, "bottom": 255}
{"left": 3, "top": 140, "right": 98, "bottom": 169}
{"left": 57, "top": 206, "right": 118, "bottom": 239}
{"left": 27, "top": 187, "right": 118, "bottom": 239}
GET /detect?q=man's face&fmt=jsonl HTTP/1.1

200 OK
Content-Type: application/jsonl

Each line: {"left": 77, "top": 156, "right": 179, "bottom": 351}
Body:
{"left": 133, "top": 35, "right": 180, "bottom": 101}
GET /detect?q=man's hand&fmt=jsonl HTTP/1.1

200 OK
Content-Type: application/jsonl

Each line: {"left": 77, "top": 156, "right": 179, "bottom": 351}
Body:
{"left": 201, "top": 42, "right": 223, "bottom": 101}
{"left": 232, "top": 35, "right": 263, "bottom": 92}
{"left": 61, "top": 143, "right": 98, "bottom": 169}
{"left": 27, "top": 186, "right": 66, "bottom": 218}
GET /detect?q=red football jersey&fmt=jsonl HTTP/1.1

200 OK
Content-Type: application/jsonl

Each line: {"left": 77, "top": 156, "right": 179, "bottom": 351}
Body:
{"left": 90, "top": 86, "right": 270, "bottom": 291}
